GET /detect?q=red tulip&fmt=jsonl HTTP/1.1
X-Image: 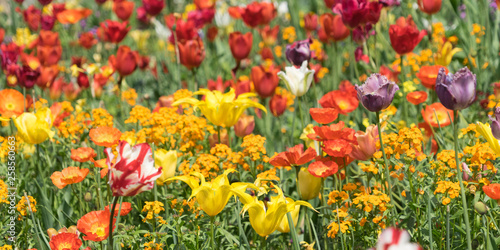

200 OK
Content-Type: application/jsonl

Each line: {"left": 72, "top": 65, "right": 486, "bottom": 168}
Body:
{"left": 333, "top": 0, "right": 383, "bottom": 29}
{"left": 240, "top": 1, "right": 276, "bottom": 27}
{"left": 229, "top": 32, "right": 253, "bottom": 62}
{"left": 1, "top": 43, "right": 21, "bottom": 70}
{"left": 194, "top": 0, "right": 215, "bottom": 9}
{"left": 321, "top": 14, "right": 350, "bottom": 42}
{"left": 98, "top": 20, "right": 130, "bottom": 44}
{"left": 187, "top": 9, "right": 215, "bottom": 29}
{"left": 23, "top": 5, "right": 41, "bottom": 31}
{"left": 113, "top": 0, "right": 134, "bottom": 21}
{"left": 251, "top": 64, "right": 280, "bottom": 98}
{"left": 164, "top": 14, "right": 198, "bottom": 43}
{"left": 304, "top": 13, "right": 318, "bottom": 33}
{"left": 207, "top": 26, "right": 218, "bottom": 42}
{"left": 324, "top": 0, "right": 340, "bottom": 8}
{"left": 109, "top": 45, "right": 139, "bottom": 77}
{"left": 41, "top": 15, "right": 56, "bottom": 30}
{"left": 38, "top": 0, "right": 52, "bottom": 5}
{"left": 417, "top": 0, "right": 442, "bottom": 15}
{"left": 50, "top": 77, "right": 65, "bottom": 100}
{"left": 389, "top": 15, "right": 427, "bottom": 55}
{"left": 177, "top": 37, "right": 205, "bottom": 70}
{"left": 37, "top": 30, "right": 62, "bottom": 66}
{"left": 269, "top": 94, "right": 287, "bottom": 117}
{"left": 0, "top": 29, "right": 5, "bottom": 44}
{"left": 260, "top": 47, "right": 274, "bottom": 60}
{"left": 78, "top": 32, "right": 97, "bottom": 49}
{"left": 260, "top": 25, "right": 279, "bottom": 46}
{"left": 63, "top": 83, "right": 80, "bottom": 101}
{"left": 142, "top": 0, "right": 165, "bottom": 16}
{"left": 77, "top": 72, "right": 90, "bottom": 89}
{"left": 207, "top": 76, "right": 231, "bottom": 93}
{"left": 233, "top": 78, "right": 252, "bottom": 97}
{"left": 52, "top": 3, "right": 66, "bottom": 17}
{"left": 137, "top": 7, "right": 149, "bottom": 23}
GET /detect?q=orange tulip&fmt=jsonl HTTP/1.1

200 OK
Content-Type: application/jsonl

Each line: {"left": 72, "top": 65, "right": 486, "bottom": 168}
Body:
{"left": 304, "top": 13, "right": 318, "bottom": 33}
{"left": 194, "top": 0, "right": 215, "bottom": 9}
{"left": 260, "top": 25, "right": 279, "bottom": 46}
{"left": 416, "top": 65, "right": 448, "bottom": 89}
{"left": 321, "top": 14, "right": 350, "bottom": 42}
{"left": 178, "top": 37, "right": 205, "bottom": 70}
{"left": 50, "top": 167, "right": 90, "bottom": 189}
{"left": 269, "top": 94, "right": 287, "bottom": 117}
{"left": 417, "top": 0, "right": 442, "bottom": 15}
{"left": 37, "top": 65, "right": 59, "bottom": 88}
{"left": 234, "top": 114, "right": 255, "bottom": 138}
{"left": 421, "top": 102, "right": 453, "bottom": 127}
{"left": 406, "top": 91, "right": 428, "bottom": 105}
{"left": 56, "top": 8, "right": 92, "bottom": 24}
{"left": 229, "top": 32, "right": 253, "bottom": 62}
{"left": 251, "top": 64, "right": 280, "bottom": 98}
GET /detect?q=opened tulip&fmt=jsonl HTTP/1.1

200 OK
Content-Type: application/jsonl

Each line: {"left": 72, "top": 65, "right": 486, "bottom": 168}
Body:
{"left": 477, "top": 122, "right": 500, "bottom": 155}
{"left": 417, "top": 0, "right": 442, "bottom": 15}
{"left": 172, "top": 88, "right": 266, "bottom": 128}
{"left": 435, "top": 67, "right": 476, "bottom": 110}
{"left": 277, "top": 61, "right": 315, "bottom": 97}
{"left": 349, "top": 125, "right": 378, "bottom": 161}
{"left": 285, "top": 38, "right": 312, "bottom": 66}
{"left": 14, "top": 107, "right": 54, "bottom": 144}
{"left": 154, "top": 149, "right": 177, "bottom": 186}
{"left": 168, "top": 169, "right": 255, "bottom": 217}
{"left": 178, "top": 37, "right": 206, "bottom": 70}
{"left": 241, "top": 185, "right": 314, "bottom": 237}
{"left": 106, "top": 141, "right": 162, "bottom": 196}
{"left": 435, "top": 42, "right": 461, "bottom": 66}
{"left": 389, "top": 15, "right": 427, "bottom": 55}
{"left": 98, "top": 20, "right": 130, "bottom": 44}
{"left": 276, "top": 197, "right": 311, "bottom": 233}
{"left": 298, "top": 167, "right": 322, "bottom": 200}
{"left": 229, "top": 32, "right": 253, "bottom": 62}
{"left": 356, "top": 73, "right": 399, "bottom": 112}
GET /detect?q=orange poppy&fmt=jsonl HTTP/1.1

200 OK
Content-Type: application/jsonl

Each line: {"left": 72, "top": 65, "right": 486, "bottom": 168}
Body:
{"left": 319, "top": 81, "right": 359, "bottom": 115}
{"left": 483, "top": 184, "right": 500, "bottom": 201}
{"left": 323, "top": 139, "right": 352, "bottom": 157}
{"left": 47, "top": 226, "right": 78, "bottom": 239}
{"left": 421, "top": 102, "right": 453, "bottom": 128}
{"left": 105, "top": 202, "right": 132, "bottom": 216}
{"left": 49, "top": 232, "right": 82, "bottom": 250}
{"left": 51, "top": 167, "right": 90, "bottom": 189}
{"left": 308, "top": 158, "right": 338, "bottom": 178}
{"left": 71, "top": 147, "right": 97, "bottom": 162}
{"left": 77, "top": 210, "right": 115, "bottom": 242}
{"left": 0, "top": 89, "right": 27, "bottom": 119}
{"left": 56, "top": 9, "right": 93, "bottom": 24}
{"left": 416, "top": 65, "right": 448, "bottom": 89}
{"left": 310, "top": 108, "right": 338, "bottom": 124}
{"left": 406, "top": 91, "right": 428, "bottom": 105}
{"left": 89, "top": 126, "right": 122, "bottom": 147}
{"left": 269, "top": 144, "right": 317, "bottom": 168}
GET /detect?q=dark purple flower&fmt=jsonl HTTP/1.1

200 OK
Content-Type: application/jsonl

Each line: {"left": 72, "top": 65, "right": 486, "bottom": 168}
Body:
{"left": 285, "top": 38, "right": 312, "bottom": 66}
{"left": 355, "top": 73, "right": 399, "bottom": 112}
{"left": 18, "top": 65, "right": 41, "bottom": 89}
{"left": 333, "top": 0, "right": 383, "bottom": 29}
{"left": 435, "top": 67, "right": 476, "bottom": 110}
{"left": 489, "top": 107, "right": 500, "bottom": 139}
{"left": 41, "top": 15, "right": 56, "bottom": 30}
{"left": 352, "top": 24, "right": 375, "bottom": 44}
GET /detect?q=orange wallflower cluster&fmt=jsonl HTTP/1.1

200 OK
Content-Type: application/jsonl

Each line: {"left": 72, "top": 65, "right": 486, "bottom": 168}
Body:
{"left": 374, "top": 127, "right": 426, "bottom": 162}
{"left": 142, "top": 201, "right": 167, "bottom": 225}
{"left": 91, "top": 108, "right": 114, "bottom": 127}
{"left": 170, "top": 198, "right": 201, "bottom": 218}
{"left": 16, "top": 196, "right": 37, "bottom": 220}
{"left": 122, "top": 88, "right": 138, "bottom": 106}
{"left": 434, "top": 180, "right": 460, "bottom": 205}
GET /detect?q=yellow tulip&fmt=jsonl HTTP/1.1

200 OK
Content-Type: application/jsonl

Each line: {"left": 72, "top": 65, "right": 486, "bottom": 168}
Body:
{"left": 172, "top": 88, "right": 267, "bottom": 128}
{"left": 241, "top": 185, "right": 315, "bottom": 237}
{"left": 168, "top": 169, "right": 256, "bottom": 217}
{"left": 154, "top": 149, "right": 178, "bottom": 186}
{"left": 477, "top": 122, "right": 500, "bottom": 155}
{"left": 14, "top": 108, "right": 54, "bottom": 144}
{"left": 298, "top": 167, "right": 322, "bottom": 200}
{"left": 435, "top": 42, "right": 462, "bottom": 66}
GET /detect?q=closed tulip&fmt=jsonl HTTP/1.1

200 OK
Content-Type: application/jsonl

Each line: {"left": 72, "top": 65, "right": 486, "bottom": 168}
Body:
{"left": 178, "top": 37, "right": 205, "bottom": 70}
{"left": 355, "top": 73, "right": 399, "bottom": 112}
{"left": 417, "top": 0, "right": 442, "bottom": 15}
{"left": 98, "top": 20, "right": 130, "bottom": 44}
{"left": 298, "top": 167, "right": 322, "bottom": 200}
{"left": 389, "top": 15, "right": 427, "bottom": 55}
{"left": 142, "top": 0, "right": 165, "bottom": 16}
{"left": 234, "top": 114, "right": 255, "bottom": 138}
{"left": 229, "top": 32, "right": 253, "bottom": 62}
{"left": 321, "top": 13, "right": 350, "bottom": 42}
{"left": 334, "top": 0, "right": 383, "bottom": 29}
{"left": 154, "top": 149, "right": 177, "bottom": 186}
{"left": 435, "top": 67, "right": 476, "bottom": 110}
{"left": 14, "top": 107, "right": 54, "bottom": 144}
{"left": 269, "top": 94, "right": 287, "bottom": 117}
{"left": 109, "top": 45, "right": 138, "bottom": 77}
{"left": 285, "top": 38, "right": 312, "bottom": 66}
{"left": 106, "top": 141, "right": 162, "bottom": 196}
{"left": 489, "top": 107, "right": 500, "bottom": 139}
{"left": 113, "top": 0, "right": 134, "bottom": 21}
{"left": 251, "top": 64, "right": 280, "bottom": 98}
{"left": 277, "top": 60, "right": 315, "bottom": 97}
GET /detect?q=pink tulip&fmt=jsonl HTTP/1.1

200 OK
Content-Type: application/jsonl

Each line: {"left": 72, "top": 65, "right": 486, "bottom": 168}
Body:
{"left": 106, "top": 141, "right": 162, "bottom": 196}
{"left": 349, "top": 125, "right": 378, "bottom": 161}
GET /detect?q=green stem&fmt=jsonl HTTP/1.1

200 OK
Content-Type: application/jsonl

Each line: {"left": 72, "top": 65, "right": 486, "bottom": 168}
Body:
{"left": 285, "top": 211, "right": 300, "bottom": 250}
{"left": 375, "top": 111, "right": 396, "bottom": 226}
{"left": 428, "top": 193, "right": 433, "bottom": 250}
{"left": 108, "top": 197, "right": 119, "bottom": 250}
{"left": 452, "top": 110, "right": 472, "bottom": 250}
{"left": 210, "top": 216, "right": 216, "bottom": 249}
{"left": 297, "top": 96, "right": 305, "bottom": 129}
{"left": 235, "top": 200, "right": 250, "bottom": 249}
{"left": 400, "top": 55, "right": 408, "bottom": 125}
{"left": 484, "top": 216, "right": 492, "bottom": 250}
{"left": 217, "top": 126, "right": 221, "bottom": 144}
{"left": 446, "top": 205, "right": 450, "bottom": 250}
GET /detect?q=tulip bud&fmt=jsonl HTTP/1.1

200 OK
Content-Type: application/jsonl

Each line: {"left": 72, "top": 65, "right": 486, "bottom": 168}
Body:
{"left": 285, "top": 38, "right": 312, "bottom": 66}
{"left": 269, "top": 94, "right": 287, "bottom": 117}
{"left": 234, "top": 114, "right": 255, "bottom": 138}
{"left": 251, "top": 65, "right": 280, "bottom": 98}
{"left": 355, "top": 74, "right": 399, "bottom": 112}
{"left": 84, "top": 192, "right": 92, "bottom": 202}
{"left": 298, "top": 167, "right": 322, "bottom": 200}
{"left": 435, "top": 67, "right": 476, "bottom": 110}
{"left": 389, "top": 15, "right": 427, "bottom": 55}
{"left": 417, "top": 0, "right": 442, "bottom": 15}
{"left": 142, "top": 0, "right": 165, "bottom": 16}
{"left": 178, "top": 37, "right": 205, "bottom": 70}
{"left": 462, "top": 162, "right": 472, "bottom": 181}
{"left": 349, "top": 125, "right": 378, "bottom": 161}
{"left": 321, "top": 14, "right": 350, "bottom": 42}
{"left": 474, "top": 201, "right": 488, "bottom": 215}
{"left": 229, "top": 32, "right": 253, "bottom": 62}
{"left": 209, "top": 130, "right": 229, "bottom": 147}
{"left": 277, "top": 61, "right": 315, "bottom": 97}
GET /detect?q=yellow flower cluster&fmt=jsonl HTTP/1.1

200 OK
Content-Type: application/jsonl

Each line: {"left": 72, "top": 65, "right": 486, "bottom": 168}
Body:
{"left": 91, "top": 108, "right": 113, "bottom": 127}
{"left": 170, "top": 198, "right": 201, "bottom": 218}
{"left": 142, "top": 201, "right": 167, "bottom": 224}
{"left": 327, "top": 190, "right": 349, "bottom": 205}
{"left": 122, "top": 88, "right": 138, "bottom": 106}
{"left": 375, "top": 127, "right": 426, "bottom": 162}
{"left": 16, "top": 195, "right": 37, "bottom": 220}
{"left": 434, "top": 181, "right": 460, "bottom": 205}
{"left": 0, "top": 245, "right": 12, "bottom": 250}
{"left": 241, "top": 134, "right": 269, "bottom": 162}
{"left": 352, "top": 189, "right": 390, "bottom": 213}
{"left": 327, "top": 208, "right": 351, "bottom": 238}
{"left": 283, "top": 26, "right": 296, "bottom": 43}
{"left": 0, "top": 180, "right": 8, "bottom": 204}
{"left": 144, "top": 241, "right": 163, "bottom": 250}
{"left": 125, "top": 105, "right": 152, "bottom": 125}
{"left": 360, "top": 162, "right": 379, "bottom": 174}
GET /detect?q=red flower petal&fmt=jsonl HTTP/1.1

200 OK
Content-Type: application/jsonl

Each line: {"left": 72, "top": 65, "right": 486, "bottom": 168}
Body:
{"left": 310, "top": 108, "right": 339, "bottom": 124}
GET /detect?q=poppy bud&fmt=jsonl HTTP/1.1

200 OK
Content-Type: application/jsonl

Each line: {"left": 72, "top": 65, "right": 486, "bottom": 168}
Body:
{"left": 474, "top": 201, "right": 488, "bottom": 215}
{"left": 229, "top": 32, "right": 253, "bottom": 62}
{"left": 435, "top": 67, "right": 476, "bottom": 110}
{"left": 84, "top": 192, "right": 92, "bottom": 202}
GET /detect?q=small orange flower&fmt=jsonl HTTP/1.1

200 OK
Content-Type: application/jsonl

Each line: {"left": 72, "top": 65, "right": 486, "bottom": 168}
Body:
{"left": 406, "top": 91, "right": 428, "bottom": 105}
{"left": 416, "top": 65, "right": 448, "bottom": 89}
{"left": 310, "top": 108, "right": 339, "bottom": 124}
{"left": 89, "top": 126, "right": 122, "bottom": 147}
{"left": 56, "top": 8, "right": 93, "bottom": 24}
{"left": 71, "top": 147, "right": 97, "bottom": 162}
{"left": 421, "top": 102, "right": 453, "bottom": 128}
{"left": 0, "top": 89, "right": 26, "bottom": 119}
{"left": 105, "top": 202, "right": 132, "bottom": 216}
{"left": 49, "top": 232, "right": 82, "bottom": 250}
{"left": 77, "top": 210, "right": 114, "bottom": 242}
{"left": 51, "top": 167, "right": 90, "bottom": 189}
{"left": 483, "top": 184, "right": 500, "bottom": 200}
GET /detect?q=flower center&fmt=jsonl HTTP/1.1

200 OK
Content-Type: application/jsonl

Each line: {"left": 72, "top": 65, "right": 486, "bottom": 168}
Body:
{"left": 5, "top": 103, "right": 15, "bottom": 110}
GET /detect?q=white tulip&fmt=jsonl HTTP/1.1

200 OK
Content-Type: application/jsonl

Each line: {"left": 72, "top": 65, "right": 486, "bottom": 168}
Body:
{"left": 277, "top": 60, "right": 315, "bottom": 97}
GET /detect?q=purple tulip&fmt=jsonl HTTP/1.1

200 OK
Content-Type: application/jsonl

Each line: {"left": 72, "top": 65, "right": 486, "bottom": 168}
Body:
{"left": 355, "top": 73, "right": 399, "bottom": 112}
{"left": 489, "top": 107, "right": 500, "bottom": 139}
{"left": 285, "top": 38, "right": 312, "bottom": 66}
{"left": 435, "top": 67, "right": 476, "bottom": 110}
